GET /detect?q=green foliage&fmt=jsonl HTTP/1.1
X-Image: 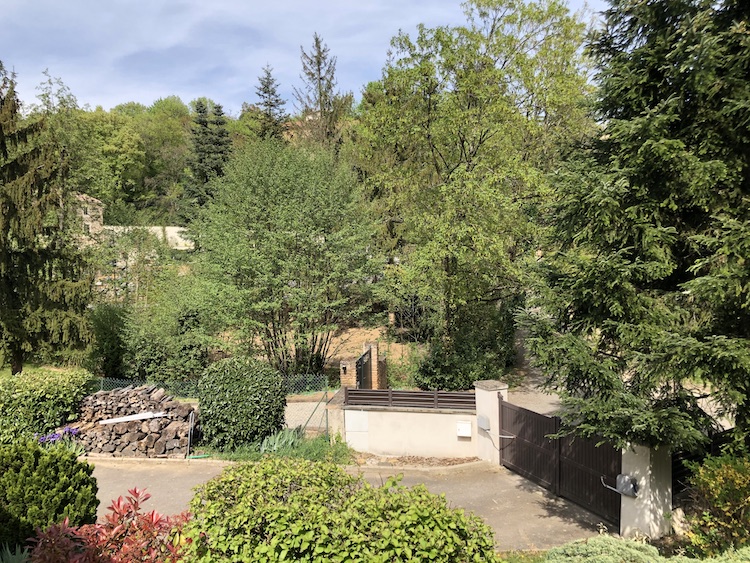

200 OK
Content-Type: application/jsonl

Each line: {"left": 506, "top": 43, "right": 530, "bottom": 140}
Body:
{"left": 254, "top": 65, "right": 287, "bottom": 141}
{"left": 0, "top": 367, "right": 95, "bottom": 444}
{"left": 685, "top": 455, "right": 750, "bottom": 557}
{"left": 124, "top": 271, "right": 227, "bottom": 384}
{"left": 184, "top": 99, "right": 231, "bottom": 217}
{"left": 353, "top": 0, "right": 590, "bottom": 354}
{"left": 521, "top": 0, "right": 750, "bottom": 451}
{"left": 202, "top": 433, "right": 353, "bottom": 465}
{"left": 197, "top": 356, "right": 285, "bottom": 450}
{"left": 386, "top": 342, "right": 426, "bottom": 389}
{"left": 86, "top": 304, "right": 128, "bottom": 378}
{"left": 547, "top": 537, "right": 652, "bottom": 562}
{"left": 0, "top": 440, "right": 98, "bottom": 548}
{"left": 0, "top": 544, "right": 28, "bottom": 563}
{"left": 500, "top": 552, "right": 544, "bottom": 563}
{"left": 0, "top": 62, "right": 92, "bottom": 375}
{"left": 293, "top": 33, "right": 353, "bottom": 146}
{"left": 544, "top": 535, "right": 750, "bottom": 562}
{"left": 183, "top": 457, "right": 500, "bottom": 562}
{"left": 544, "top": 536, "right": 672, "bottom": 562}
{"left": 259, "top": 427, "right": 303, "bottom": 454}
{"left": 416, "top": 300, "right": 518, "bottom": 391}
{"left": 192, "top": 139, "right": 379, "bottom": 375}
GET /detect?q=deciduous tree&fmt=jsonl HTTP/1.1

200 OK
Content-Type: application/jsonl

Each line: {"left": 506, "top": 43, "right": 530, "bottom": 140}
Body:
{"left": 192, "top": 140, "right": 379, "bottom": 375}
{"left": 352, "top": 0, "right": 590, "bottom": 387}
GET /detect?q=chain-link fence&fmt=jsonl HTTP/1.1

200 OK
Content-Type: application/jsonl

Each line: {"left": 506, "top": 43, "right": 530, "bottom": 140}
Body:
{"left": 98, "top": 378, "right": 199, "bottom": 398}
{"left": 283, "top": 373, "right": 330, "bottom": 435}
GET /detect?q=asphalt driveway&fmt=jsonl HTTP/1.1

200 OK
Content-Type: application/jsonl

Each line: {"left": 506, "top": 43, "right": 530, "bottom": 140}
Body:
{"left": 90, "top": 456, "right": 602, "bottom": 551}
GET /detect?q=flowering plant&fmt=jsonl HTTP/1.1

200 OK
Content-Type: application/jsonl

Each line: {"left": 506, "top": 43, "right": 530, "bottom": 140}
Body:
{"left": 36, "top": 426, "right": 85, "bottom": 456}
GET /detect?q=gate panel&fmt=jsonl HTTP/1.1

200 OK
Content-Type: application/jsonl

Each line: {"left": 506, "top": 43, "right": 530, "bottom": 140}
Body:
{"left": 355, "top": 349, "right": 371, "bottom": 389}
{"left": 559, "top": 435, "right": 621, "bottom": 525}
{"left": 500, "top": 401, "right": 559, "bottom": 491}
{"left": 499, "top": 399, "right": 622, "bottom": 526}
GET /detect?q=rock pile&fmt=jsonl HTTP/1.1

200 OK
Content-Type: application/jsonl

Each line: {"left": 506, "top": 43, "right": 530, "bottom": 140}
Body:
{"left": 74, "top": 385, "right": 197, "bottom": 458}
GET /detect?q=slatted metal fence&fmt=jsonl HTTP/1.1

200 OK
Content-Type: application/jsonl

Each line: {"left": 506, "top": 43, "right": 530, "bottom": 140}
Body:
{"left": 343, "top": 388, "right": 475, "bottom": 410}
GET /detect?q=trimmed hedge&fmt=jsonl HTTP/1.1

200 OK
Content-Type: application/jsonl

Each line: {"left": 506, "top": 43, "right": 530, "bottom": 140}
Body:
{"left": 0, "top": 367, "right": 95, "bottom": 444}
{"left": 183, "top": 457, "right": 500, "bottom": 562}
{"left": 0, "top": 440, "right": 98, "bottom": 548}
{"left": 197, "top": 357, "right": 285, "bottom": 450}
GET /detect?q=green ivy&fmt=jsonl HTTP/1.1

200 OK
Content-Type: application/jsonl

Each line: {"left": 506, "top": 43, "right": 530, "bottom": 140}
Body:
{"left": 197, "top": 356, "right": 285, "bottom": 450}
{"left": 183, "top": 457, "right": 500, "bottom": 562}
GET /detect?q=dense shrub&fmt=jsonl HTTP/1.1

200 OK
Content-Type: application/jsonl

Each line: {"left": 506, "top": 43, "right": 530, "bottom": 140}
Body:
{"left": 544, "top": 535, "right": 750, "bottom": 562}
{"left": 183, "top": 457, "right": 500, "bottom": 562}
{"left": 122, "top": 271, "right": 227, "bottom": 386}
{"left": 685, "top": 454, "right": 750, "bottom": 557}
{"left": 0, "top": 367, "right": 95, "bottom": 444}
{"left": 197, "top": 356, "right": 285, "bottom": 450}
{"left": 416, "top": 299, "right": 517, "bottom": 391}
{"left": 544, "top": 536, "right": 672, "bottom": 563}
{"left": 29, "top": 488, "right": 188, "bottom": 563}
{"left": 0, "top": 440, "right": 98, "bottom": 548}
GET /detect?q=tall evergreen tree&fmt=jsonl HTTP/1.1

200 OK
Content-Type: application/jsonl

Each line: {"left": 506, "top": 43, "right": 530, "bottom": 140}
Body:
{"left": 185, "top": 99, "right": 231, "bottom": 215}
{"left": 523, "top": 0, "right": 750, "bottom": 451}
{"left": 0, "top": 63, "right": 91, "bottom": 374}
{"left": 293, "top": 33, "right": 352, "bottom": 145}
{"left": 255, "top": 65, "right": 287, "bottom": 140}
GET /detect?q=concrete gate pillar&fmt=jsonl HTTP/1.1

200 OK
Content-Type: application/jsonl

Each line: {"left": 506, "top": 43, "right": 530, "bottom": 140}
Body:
{"left": 474, "top": 380, "right": 508, "bottom": 465}
{"left": 620, "top": 445, "right": 672, "bottom": 539}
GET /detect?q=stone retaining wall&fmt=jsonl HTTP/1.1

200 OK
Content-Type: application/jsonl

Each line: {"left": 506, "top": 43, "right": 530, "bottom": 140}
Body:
{"left": 74, "top": 385, "right": 197, "bottom": 458}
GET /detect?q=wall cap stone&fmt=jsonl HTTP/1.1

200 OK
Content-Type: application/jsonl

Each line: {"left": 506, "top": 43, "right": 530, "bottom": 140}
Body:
{"left": 474, "top": 380, "right": 508, "bottom": 391}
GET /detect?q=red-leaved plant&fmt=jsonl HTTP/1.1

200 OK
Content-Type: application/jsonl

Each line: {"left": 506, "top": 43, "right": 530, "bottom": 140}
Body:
{"left": 29, "top": 488, "right": 189, "bottom": 563}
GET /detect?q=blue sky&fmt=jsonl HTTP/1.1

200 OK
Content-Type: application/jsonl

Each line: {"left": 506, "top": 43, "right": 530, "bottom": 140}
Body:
{"left": 2, "top": 0, "right": 607, "bottom": 116}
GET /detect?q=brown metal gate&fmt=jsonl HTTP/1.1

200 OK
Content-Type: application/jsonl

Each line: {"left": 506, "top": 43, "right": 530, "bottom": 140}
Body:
{"left": 499, "top": 400, "right": 621, "bottom": 525}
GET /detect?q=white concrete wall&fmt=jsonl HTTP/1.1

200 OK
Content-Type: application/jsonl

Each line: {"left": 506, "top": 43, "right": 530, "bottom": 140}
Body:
{"left": 343, "top": 408, "right": 477, "bottom": 458}
{"left": 620, "top": 445, "right": 672, "bottom": 538}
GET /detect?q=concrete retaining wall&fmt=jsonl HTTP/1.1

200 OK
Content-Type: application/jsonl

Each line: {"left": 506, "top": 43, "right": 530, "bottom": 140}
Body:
{"left": 342, "top": 407, "right": 476, "bottom": 458}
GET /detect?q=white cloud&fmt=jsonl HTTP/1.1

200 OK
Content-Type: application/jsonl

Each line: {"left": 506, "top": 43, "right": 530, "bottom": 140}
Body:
{"left": 2, "top": 0, "right": 604, "bottom": 114}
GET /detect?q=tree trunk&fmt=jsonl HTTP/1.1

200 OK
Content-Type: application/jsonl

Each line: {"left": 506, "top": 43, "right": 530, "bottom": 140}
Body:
{"left": 10, "top": 346, "right": 23, "bottom": 375}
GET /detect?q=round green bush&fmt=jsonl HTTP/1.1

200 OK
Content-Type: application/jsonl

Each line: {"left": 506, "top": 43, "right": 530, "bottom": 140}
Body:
{"left": 183, "top": 457, "right": 500, "bottom": 562}
{"left": 0, "top": 440, "right": 98, "bottom": 548}
{"left": 197, "top": 356, "right": 285, "bottom": 450}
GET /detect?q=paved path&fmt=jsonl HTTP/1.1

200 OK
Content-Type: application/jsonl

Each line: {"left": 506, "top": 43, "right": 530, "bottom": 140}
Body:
{"left": 90, "top": 457, "right": 602, "bottom": 551}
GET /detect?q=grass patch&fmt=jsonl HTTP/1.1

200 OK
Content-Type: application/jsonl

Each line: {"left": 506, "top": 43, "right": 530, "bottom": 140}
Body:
{"left": 196, "top": 433, "right": 354, "bottom": 464}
